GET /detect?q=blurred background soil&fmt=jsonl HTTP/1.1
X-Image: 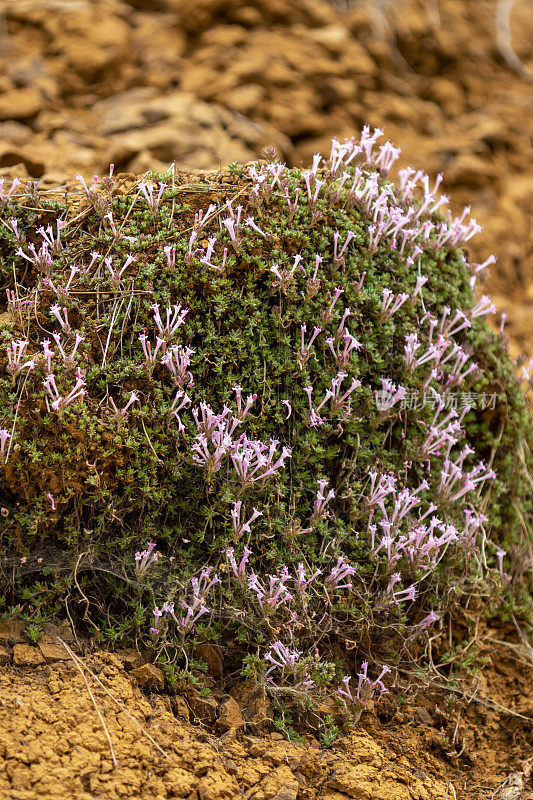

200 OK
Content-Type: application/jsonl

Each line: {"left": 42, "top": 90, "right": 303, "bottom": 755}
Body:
{"left": 0, "top": 0, "right": 532, "bottom": 356}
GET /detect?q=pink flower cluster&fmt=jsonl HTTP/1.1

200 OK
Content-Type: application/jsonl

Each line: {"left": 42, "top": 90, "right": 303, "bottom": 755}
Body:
{"left": 264, "top": 641, "right": 314, "bottom": 690}
{"left": 337, "top": 661, "right": 391, "bottom": 709}
{"left": 151, "top": 567, "right": 220, "bottom": 637}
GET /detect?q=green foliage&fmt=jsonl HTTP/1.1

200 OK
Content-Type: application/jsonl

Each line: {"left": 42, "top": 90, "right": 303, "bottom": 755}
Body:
{"left": 0, "top": 156, "right": 531, "bottom": 705}
{"left": 272, "top": 702, "right": 306, "bottom": 743}
{"left": 320, "top": 715, "right": 340, "bottom": 748}
{"left": 23, "top": 622, "right": 43, "bottom": 644}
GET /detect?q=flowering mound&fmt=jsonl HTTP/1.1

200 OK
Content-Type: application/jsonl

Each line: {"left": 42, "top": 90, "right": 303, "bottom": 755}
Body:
{"left": 0, "top": 129, "right": 531, "bottom": 726}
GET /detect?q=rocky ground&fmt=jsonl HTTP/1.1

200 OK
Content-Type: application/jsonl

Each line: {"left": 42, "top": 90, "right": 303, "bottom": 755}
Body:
{"left": 0, "top": 1, "right": 532, "bottom": 798}
{"left": 0, "top": 0, "right": 532, "bottom": 355}
{"left": 0, "top": 622, "right": 532, "bottom": 800}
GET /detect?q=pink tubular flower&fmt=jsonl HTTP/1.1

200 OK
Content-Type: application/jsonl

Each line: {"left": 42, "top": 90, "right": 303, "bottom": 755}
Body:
{"left": 17, "top": 242, "right": 53, "bottom": 273}
{"left": 194, "top": 203, "right": 217, "bottom": 229}
{"left": 175, "top": 568, "right": 219, "bottom": 633}
{"left": 245, "top": 217, "right": 267, "bottom": 238}
{"left": 284, "top": 185, "right": 299, "bottom": 217}
{"left": 0, "top": 177, "right": 21, "bottom": 206}
{"left": 469, "top": 295, "right": 497, "bottom": 319}
{"left": 231, "top": 501, "right": 263, "bottom": 539}
{"left": 381, "top": 288, "right": 410, "bottom": 321}
{"left": 109, "top": 391, "right": 139, "bottom": 418}
{"left": 366, "top": 471, "right": 396, "bottom": 508}
{"left": 161, "top": 344, "right": 195, "bottom": 387}
{"left": 281, "top": 400, "right": 292, "bottom": 420}
{"left": 56, "top": 376, "right": 86, "bottom": 412}
{"left": 0, "top": 429, "right": 11, "bottom": 460}
{"left": 135, "top": 541, "right": 159, "bottom": 576}
{"left": 248, "top": 570, "right": 292, "bottom": 609}
{"left": 42, "top": 368, "right": 86, "bottom": 412}
{"left": 222, "top": 217, "right": 242, "bottom": 252}
{"left": 295, "top": 562, "right": 322, "bottom": 591}
{"left": 337, "top": 660, "right": 389, "bottom": 710}
{"left": 325, "top": 330, "right": 362, "bottom": 368}
{"left": 139, "top": 333, "right": 165, "bottom": 370}
{"left": 306, "top": 254, "right": 322, "bottom": 297}
{"left": 152, "top": 568, "right": 221, "bottom": 636}
{"left": 138, "top": 181, "right": 167, "bottom": 212}
{"left": 495, "top": 549, "right": 506, "bottom": 579}
{"left": 264, "top": 641, "right": 314, "bottom": 689}
{"left": 375, "top": 378, "right": 406, "bottom": 414}
{"left": 298, "top": 324, "right": 321, "bottom": 367}
{"left": 169, "top": 389, "right": 192, "bottom": 431}
{"left": 52, "top": 331, "right": 84, "bottom": 367}
{"left": 105, "top": 254, "right": 136, "bottom": 286}
{"left": 419, "top": 611, "right": 440, "bottom": 627}
{"left": 226, "top": 546, "right": 252, "bottom": 577}
{"left": 333, "top": 230, "right": 355, "bottom": 267}
{"left": 303, "top": 385, "right": 324, "bottom": 428}
{"left": 50, "top": 304, "right": 71, "bottom": 332}
{"left": 270, "top": 254, "right": 305, "bottom": 292}
{"left": 164, "top": 245, "right": 176, "bottom": 269}
{"left": 326, "top": 555, "right": 355, "bottom": 590}
{"left": 310, "top": 479, "right": 335, "bottom": 526}
{"left": 374, "top": 141, "right": 401, "bottom": 175}
{"left": 6, "top": 339, "right": 35, "bottom": 381}
{"left": 359, "top": 125, "right": 384, "bottom": 161}
{"left": 330, "top": 287, "right": 344, "bottom": 312}
{"left": 264, "top": 641, "right": 300, "bottom": 673}
{"left": 105, "top": 212, "right": 137, "bottom": 243}
{"left": 199, "top": 236, "right": 227, "bottom": 271}
{"left": 231, "top": 436, "right": 291, "bottom": 487}
{"left": 101, "top": 163, "right": 115, "bottom": 192}
{"left": 76, "top": 173, "right": 110, "bottom": 217}
{"left": 392, "top": 584, "right": 417, "bottom": 605}
{"left": 233, "top": 385, "right": 257, "bottom": 421}
{"left": 38, "top": 218, "right": 63, "bottom": 255}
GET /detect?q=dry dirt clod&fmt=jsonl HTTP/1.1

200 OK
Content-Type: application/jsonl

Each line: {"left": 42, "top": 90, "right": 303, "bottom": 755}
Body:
{"left": 131, "top": 663, "right": 165, "bottom": 691}
{"left": 187, "top": 692, "right": 219, "bottom": 724}
{"left": 116, "top": 647, "right": 144, "bottom": 670}
{"left": 0, "top": 621, "right": 26, "bottom": 645}
{"left": 493, "top": 757, "right": 533, "bottom": 800}
{"left": 229, "top": 680, "right": 272, "bottom": 731}
{"left": 216, "top": 696, "right": 244, "bottom": 732}
{"left": 0, "top": 646, "right": 530, "bottom": 800}
{"left": 12, "top": 643, "right": 46, "bottom": 667}
{"left": 271, "top": 784, "right": 299, "bottom": 800}
{"left": 38, "top": 641, "right": 71, "bottom": 663}
{"left": 172, "top": 694, "right": 190, "bottom": 722}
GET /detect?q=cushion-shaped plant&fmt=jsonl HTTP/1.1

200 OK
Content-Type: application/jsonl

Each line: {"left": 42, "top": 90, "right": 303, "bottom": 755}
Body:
{"left": 0, "top": 130, "right": 531, "bottom": 716}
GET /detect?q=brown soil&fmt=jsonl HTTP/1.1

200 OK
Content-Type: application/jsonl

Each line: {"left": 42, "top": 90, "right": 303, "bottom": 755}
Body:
{"left": 0, "top": 638, "right": 531, "bottom": 800}
{"left": 1, "top": 1, "right": 532, "bottom": 797}
{"left": 0, "top": 0, "right": 532, "bottom": 355}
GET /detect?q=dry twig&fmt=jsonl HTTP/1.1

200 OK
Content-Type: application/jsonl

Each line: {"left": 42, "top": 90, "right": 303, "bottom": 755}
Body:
{"left": 61, "top": 639, "right": 118, "bottom": 768}
{"left": 495, "top": 0, "right": 533, "bottom": 80}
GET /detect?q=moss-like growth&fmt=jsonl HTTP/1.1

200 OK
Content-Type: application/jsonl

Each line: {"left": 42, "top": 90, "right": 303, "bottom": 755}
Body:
{"left": 0, "top": 136, "right": 531, "bottom": 711}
